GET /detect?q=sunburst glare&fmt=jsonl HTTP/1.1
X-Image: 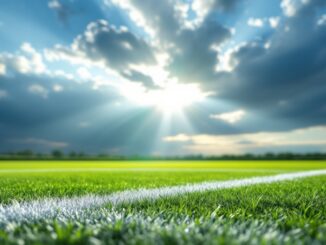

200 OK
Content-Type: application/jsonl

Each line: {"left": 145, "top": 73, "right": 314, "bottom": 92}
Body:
{"left": 121, "top": 82, "right": 208, "bottom": 115}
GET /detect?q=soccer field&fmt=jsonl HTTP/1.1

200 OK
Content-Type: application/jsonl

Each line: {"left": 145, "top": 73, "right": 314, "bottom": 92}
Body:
{"left": 0, "top": 161, "right": 325, "bottom": 244}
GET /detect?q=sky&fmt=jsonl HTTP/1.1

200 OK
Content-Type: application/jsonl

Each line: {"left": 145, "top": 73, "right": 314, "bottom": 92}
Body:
{"left": 0, "top": 0, "right": 326, "bottom": 155}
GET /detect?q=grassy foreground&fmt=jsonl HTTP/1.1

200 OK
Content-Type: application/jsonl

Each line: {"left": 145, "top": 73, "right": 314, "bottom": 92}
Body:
{"left": 1, "top": 160, "right": 325, "bottom": 170}
{"left": 0, "top": 160, "right": 325, "bottom": 244}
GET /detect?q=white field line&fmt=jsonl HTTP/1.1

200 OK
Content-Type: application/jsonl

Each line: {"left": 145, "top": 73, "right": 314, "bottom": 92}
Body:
{"left": 0, "top": 168, "right": 286, "bottom": 173}
{"left": 0, "top": 169, "right": 325, "bottom": 226}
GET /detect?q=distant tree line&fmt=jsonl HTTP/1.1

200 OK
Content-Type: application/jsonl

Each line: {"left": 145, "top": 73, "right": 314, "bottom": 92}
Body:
{"left": 0, "top": 150, "right": 326, "bottom": 160}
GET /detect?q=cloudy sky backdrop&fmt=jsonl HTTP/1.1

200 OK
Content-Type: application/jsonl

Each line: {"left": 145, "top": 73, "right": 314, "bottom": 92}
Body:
{"left": 0, "top": 0, "right": 326, "bottom": 155}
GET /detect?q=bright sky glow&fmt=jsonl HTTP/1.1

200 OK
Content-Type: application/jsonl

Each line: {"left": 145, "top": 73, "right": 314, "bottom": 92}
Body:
{"left": 122, "top": 82, "right": 207, "bottom": 114}
{"left": 210, "top": 110, "right": 246, "bottom": 124}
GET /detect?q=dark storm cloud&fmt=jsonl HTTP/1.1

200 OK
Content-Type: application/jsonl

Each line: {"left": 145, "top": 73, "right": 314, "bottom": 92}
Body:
{"left": 49, "top": 0, "right": 239, "bottom": 88}
{"left": 214, "top": 0, "right": 326, "bottom": 127}
{"left": 110, "top": 0, "right": 234, "bottom": 84}
{"left": 50, "top": 19, "right": 157, "bottom": 88}
{"left": 0, "top": 71, "right": 172, "bottom": 154}
{"left": 0, "top": 71, "right": 155, "bottom": 154}
{"left": 120, "top": 69, "right": 157, "bottom": 89}
{"left": 0, "top": 73, "right": 119, "bottom": 128}
{"left": 0, "top": 68, "right": 172, "bottom": 154}
{"left": 168, "top": 16, "right": 231, "bottom": 84}
{"left": 75, "top": 20, "right": 156, "bottom": 69}
{"left": 210, "top": 0, "right": 238, "bottom": 11}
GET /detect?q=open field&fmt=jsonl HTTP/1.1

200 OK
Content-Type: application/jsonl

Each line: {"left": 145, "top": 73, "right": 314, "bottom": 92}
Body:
{"left": 0, "top": 161, "right": 325, "bottom": 244}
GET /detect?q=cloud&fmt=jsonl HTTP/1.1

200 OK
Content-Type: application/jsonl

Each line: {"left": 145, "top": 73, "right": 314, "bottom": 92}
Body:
{"left": 247, "top": 17, "right": 280, "bottom": 29}
{"left": 168, "top": 18, "right": 230, "bottom": 84}
{"left": 317, "top": 14, "right": 326, "bottom": 26}
{"left": 280, "top": 0, "right": 308, "bottom": 17}
{"left": 215, "top": 0, "right": 326, "bottom": 128}
{"left": 110, "top": 0, "right": 232, "bottom": 86}
{"left": 164, "top": 134, "right": 190, "bottom": 143}
{"left": 0, "top": 43, "right": 47, "bottom": 75}
{"left": 210, "top": 109, "right": 246, "bottom": 124}
{"left": 269, "top": 17, "right": 280, "bottom": 28}
{"left": 0, "top": 67, "right": 130, "bottom": 153}
{"left": 20, "top": 43, "right": 46, "bottom": 73}
{"left": 163, "top": 126, "right": 326, "bottom": 155}
{"left": 52, "top": 84, "right": 63, "bottom": 92}
{"left": 28, "top": 84, "right": 49, "bottom": 99}
{"left": 120, "top": 69, "right": 157, "bottom": 89}
{"left": 191, "top": 0, "right": 239, "bottom": 24}
{"left": 48, "top": 0, "right": 73, "bottom": 25}
{"left": 76, "top": 67, "right": 92, "bottom": 80}
{"left": 71, "top": 20, "right": 155, "bottom": 69}
{"left": 0, "top": 63, "right": 6, "bottom": 75}
{"left": 46, "top": 20, "right": 157, "bottom": 88}
{"left": 0, "top": 89, "right": 8, "bottom": 99}
{"left": 9, "top": 137, "right": 68, "bottom": 148}
{"left": 247, "top": 18, "right": 264, "bottom": 28}
{"left": 47, "top": 0, "right": 234, "bottom": 91}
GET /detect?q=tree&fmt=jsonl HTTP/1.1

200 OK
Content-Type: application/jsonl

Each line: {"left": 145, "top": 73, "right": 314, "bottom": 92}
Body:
{"left": 17, "top": 150, "right": 34, "bottom": 157}
{"left": 52, "top": 150, "right": 63, "bottom": 158}
{"left": 69, "top": 151, "right": 77, "bottom": 158}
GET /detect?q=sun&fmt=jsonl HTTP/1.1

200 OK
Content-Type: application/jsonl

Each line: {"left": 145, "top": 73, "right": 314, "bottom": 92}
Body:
{"left": 122, "top": 82, "right": 206, "bottom": 114}
{"left": 153, "top": 83, "right": 204, "bottom": 114}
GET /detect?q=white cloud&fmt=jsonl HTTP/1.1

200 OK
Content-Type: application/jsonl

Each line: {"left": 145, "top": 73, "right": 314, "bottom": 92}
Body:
{"left": 269, "top": 17, "right": 280, "bottom": 28}
{"left": 0, "top": 89, "right": 8, "bottom": 99}
{"left": 280, "top": 0, "right": 308, "bottom": 17}
{"left": 215, "top": 42, "right": 250, "bottom": 72}
{"left": 317, "top": 15, "right": 326, "bottom": 26}
{"left": 215, "top": 45, "right": 240, "bottom": 72}
{"left": 109, "top": 0, "right": 155, "bottom": 37}
{"left": 52, "top": 70, "right": 74, "bottom": 80}
{"left": 164, "top": 134, "right": 190, "bottom": 142}
{"left": 163, "top": 126, "right": 326, "bottom": 155}
{"left": 48, "top": 0, "right": 61, "bottom": 9}
{"left": 191, "top": 0, "right": 235, "bottom": 26}
{"left": 77, "top": 67, "right": 92, "bottom": 80}
{"left": 20, "top": 42, "right": 46, "bottom": 74}
{"left": 14, "top": 56, "right": 31, "bottom": 73}
{"left": 174, "top": 1, "right": 195, "bottom": 29}
{"left": 0, "top": 63, "right": 5, "bottom": 75}
{"left": 0, "top": 43, "right": 47, "bottom": 75}
{"left": 52, "top": 84, "right": 63, "bottom": 92}
{"left": 28, "top": 84, "right": 49, "bottom": 98}
{"left": 191, "top": 0, "right": 211, "bottom": 24}
{"left": 247, "top": 18, "right": 264, "bottom": 28}
{"left": 210, "top": 109, "right": 246, "bottom": 124}
{"left": 10, "top": 137, "right": 68, "bottom": 148}
{"left": 264, "top": 41, "right": 272, "bottom": 49}
{"left": 44, "top": 20, "right": 155, "bottom": 90}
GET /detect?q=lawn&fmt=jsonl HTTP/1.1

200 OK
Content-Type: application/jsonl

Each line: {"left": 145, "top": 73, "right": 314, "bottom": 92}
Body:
{"left": 0, "top": 161, "right": 325, "bottom": 244}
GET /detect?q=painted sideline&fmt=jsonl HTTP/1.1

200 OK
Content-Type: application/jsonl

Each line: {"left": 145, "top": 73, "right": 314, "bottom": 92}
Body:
{"left": 0, "top": 169, "right": 325, "bottom": 226}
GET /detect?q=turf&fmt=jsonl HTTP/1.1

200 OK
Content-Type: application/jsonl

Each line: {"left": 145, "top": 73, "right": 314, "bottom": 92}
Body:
{"left": 0, "top": 160, "right": 325, "bottom": 170}
{"left": 0, "top": 160, "right": 325, "bottom": 244}
{"left": 0, "top": 171, "right": 280, "bottom": 204}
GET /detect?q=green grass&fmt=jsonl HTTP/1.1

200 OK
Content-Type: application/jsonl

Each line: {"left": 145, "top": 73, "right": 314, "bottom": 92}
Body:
{"left": 0, "top": 160, "right": 325, "bottom": 244}
{"left": 1, "top": 160, "right": 326, "bottom": 170}
{"left": 0, "top": 171, "right": 276, "bottom": 204}
{"left": 122, "top": 176, "right": 326, "bottom": 227}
